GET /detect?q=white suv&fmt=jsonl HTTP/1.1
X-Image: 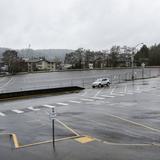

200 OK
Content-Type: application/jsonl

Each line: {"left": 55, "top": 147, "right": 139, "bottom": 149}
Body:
{"left": 92, "top": 78, "right": 111, "bottom": 88}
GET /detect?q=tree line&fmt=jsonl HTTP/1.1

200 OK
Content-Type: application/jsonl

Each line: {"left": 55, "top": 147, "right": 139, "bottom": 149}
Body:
{"left": 1, "top": 50, "right": 27, "bottom": 74}
{"left": 65, "top": 44, "right": 160, "bottom": 69}
{"left": 1, "top": 44, "right": 160, "bottom": 74}
{"left": 64, "top": 46, "right": 131, "bottom": 69}
{"left": 135, "top": 44, "right": 160, "bottom": 66}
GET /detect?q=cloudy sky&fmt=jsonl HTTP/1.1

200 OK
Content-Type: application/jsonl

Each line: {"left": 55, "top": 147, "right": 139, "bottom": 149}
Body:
{"left": 0, "top": 0, "right": 160, "bottom": 50}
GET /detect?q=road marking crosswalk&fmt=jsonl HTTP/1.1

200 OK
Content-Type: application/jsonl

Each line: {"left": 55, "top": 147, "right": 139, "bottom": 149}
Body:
{"left": 101, "top": 95, "right": 115, "bottom": 98}
{"left": 126, "top": 92, "right": 134, "bottom": 95}
{"left": 43, "top": 104, "right": 55, "bottom": 108}
{"left": 81, "top": 98, "right": 94, "bottom": 102}
{"left": 69, "top": 100, "right": 81, "bottom": 104}
{"left": 111, "top": 93, "right": 125, "bottom": 96}
{"left": 117, "top": 92, "right": 125, "bottom": 94}
{"left": 0, "top": 112, "right": 5, "bottom": 117}
{"left": 28, "top": 107, "right": 40, "bottom": 111}
{"left": 12, "top": 109, "right": 24, "bottom": 114}
{"left": 90, "top": 97, "right": 105, "bottom": 100}
{"left": 56, "top": 103, "right": 68, "bottom": 106}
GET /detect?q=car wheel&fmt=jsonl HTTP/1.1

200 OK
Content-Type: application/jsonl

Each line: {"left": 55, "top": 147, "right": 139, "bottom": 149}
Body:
{"left": 106, "top": 82, "right": 110, "bottom": 87}
{"left": 92, "top": 86, "right": 95, "bottom": 88}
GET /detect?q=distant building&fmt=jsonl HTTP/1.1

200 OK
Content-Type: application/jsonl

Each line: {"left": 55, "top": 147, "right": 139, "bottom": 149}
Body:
{"left": 27, "top": 59, "right": 57, "bottom": 72}
{"left": 0, "top": 58, "right": 4, "bottom": 67}
{"left": 88, "top": 63, "right": 93, "bottom": 69}
{"left": 0, "top": 58, "right": 4, "bottom": 72}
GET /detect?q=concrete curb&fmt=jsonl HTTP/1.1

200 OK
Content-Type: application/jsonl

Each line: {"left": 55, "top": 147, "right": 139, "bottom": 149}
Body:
{"left": 0, "top": 86, "right": 84, "bottom": 101}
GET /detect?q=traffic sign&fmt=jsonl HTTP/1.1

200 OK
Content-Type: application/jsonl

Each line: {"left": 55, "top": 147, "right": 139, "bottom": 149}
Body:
{"left": 49, "top": 112, "right": 56, "bottom": 120}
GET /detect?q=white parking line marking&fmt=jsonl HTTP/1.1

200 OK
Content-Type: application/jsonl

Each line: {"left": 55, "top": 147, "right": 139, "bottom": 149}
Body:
{"left": 111, "top": 93, "right": 125, "bottom": 96}
{"left": 134, "top": 91, "right": 142, "bottom": 93}
{"left": 124, "top": 85, "right": 127, "bottom": 93}
{"left": 81, "top": 91, "right": 87, "bottom": 96}
{"left": 12, "top": 109, "right": 24, "bottom": 114}
{"left": 43, "top": 104, "right": 55, "bottom": 108}
{"left": 0, "top": 112, "right": 5, "bottom": 117}
{"left": 110, "top": 87, "right": 116, "bottom": 95}
{"left": 56, "top": 103, "right": 68, "bottom": 106}
{"left": 28, "top": 107, "right": 40, "bottom": 111}
{"left": 94, "top": 88, "right": 104, "bottom": 97}
{"left": 69, "top": 100, "right": 81, "bottom": 104}
{"left": 117, "top": 92, "right": 124, "bottom": 94}
{"left": 90, "top": 97, "right": 105, "bottom": 100}
{"left": 0, "top": 77, "right": 13, "bottom": 89}
{"left": 101, "top": 95, "right": 115, "bottom": 98}
{"left": 81, "top": 98, "right": 94, "bottom": 102}
{"left": 126, "top": 92, "right": 134, "bottom": 95}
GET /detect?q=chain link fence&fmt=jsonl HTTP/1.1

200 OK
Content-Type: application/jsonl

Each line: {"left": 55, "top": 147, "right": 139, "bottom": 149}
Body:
{"left": 70, "top": 67, "right": 160, "bottom": 88}
{"left": 0, "top": 67, "right": 160, "bottom": 93}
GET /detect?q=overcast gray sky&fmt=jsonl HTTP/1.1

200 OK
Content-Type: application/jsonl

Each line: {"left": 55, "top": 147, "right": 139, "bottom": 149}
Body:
{"left": 0, "top": 0, "right": 160, "bottom": 50}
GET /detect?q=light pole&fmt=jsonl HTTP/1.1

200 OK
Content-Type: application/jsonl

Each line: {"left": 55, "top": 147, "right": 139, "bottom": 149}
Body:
{"left": 131, "top": 43, "right": 144, "bottom": 80}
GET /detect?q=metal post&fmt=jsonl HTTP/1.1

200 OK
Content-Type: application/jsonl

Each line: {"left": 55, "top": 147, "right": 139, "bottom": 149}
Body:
{"left": 131, "top": 43, "right": 144, "bottom": 81}
{"left": 131, "top": 54, "right": 134, "bottom": 80}
{"left": 142, "top": 67, "right": 144, "bottom": 79}
{"left": 141, "top": 63, "right": 145, "bottom": 79}
{"left": 51, "top": 107, "right": 55, "bottom": 151}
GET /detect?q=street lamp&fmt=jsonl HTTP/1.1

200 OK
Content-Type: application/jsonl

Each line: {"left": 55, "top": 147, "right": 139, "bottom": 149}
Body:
{"left": 131, "top": 43, "right": 144, "bottom": 80}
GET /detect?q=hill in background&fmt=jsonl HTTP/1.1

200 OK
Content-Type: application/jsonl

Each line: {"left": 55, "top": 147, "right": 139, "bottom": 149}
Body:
{"left": 0, "top": 48, "right": 73, "bottom": 61}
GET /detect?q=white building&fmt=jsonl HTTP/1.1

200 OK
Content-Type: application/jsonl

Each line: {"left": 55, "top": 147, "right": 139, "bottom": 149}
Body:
{"left": 27, "top": 59, "right": 57, "bottom": 72}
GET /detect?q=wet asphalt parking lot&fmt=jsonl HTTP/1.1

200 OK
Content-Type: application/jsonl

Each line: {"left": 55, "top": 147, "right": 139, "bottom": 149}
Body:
{"left": 0, "top": 67, "right": 159, "bottom": 93}
{"left": 0, "top": 77, "right": 160, "bottom": 160}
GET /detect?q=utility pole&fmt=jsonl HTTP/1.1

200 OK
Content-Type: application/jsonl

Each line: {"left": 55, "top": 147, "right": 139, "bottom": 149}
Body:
{"left": 131, "top": 43, "right": 144, "bottom": 81}
{"left": 141, "top": 63, "right": 145, "bottom": 79}
{"left": 27, "top": 44, "right": 31, "bottom": 72}
{"left": 131, "top": 54, "right": 134, "bottom": 80}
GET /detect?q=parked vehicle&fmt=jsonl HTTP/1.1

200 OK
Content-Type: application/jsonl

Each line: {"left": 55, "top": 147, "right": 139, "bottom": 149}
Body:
{"left": 92, "top": 78, "right": 111, "bottom": 88}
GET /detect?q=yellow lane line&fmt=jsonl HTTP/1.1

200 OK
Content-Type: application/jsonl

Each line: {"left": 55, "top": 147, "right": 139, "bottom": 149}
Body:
{"left": 0, "top": 117, "right": 80, "bottom": 149}
{"left": 55, "top": 118, "right": 80, "bottom": 136}
{"left": 0, "top": 77, "right": 13, "bottom": 89}
{"left": 94, "top": 137, "right": 160, "bottom": 147}
{"left": 107, "top": 114, "right": 160, "bottom": 133}
{"left": 17, "top": 135, "right": 80, "bottom": 149}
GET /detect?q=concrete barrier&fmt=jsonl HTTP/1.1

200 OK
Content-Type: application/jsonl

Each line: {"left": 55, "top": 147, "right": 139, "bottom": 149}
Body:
{"left": 0, "top": 86, "right": 84, "bottom": 101}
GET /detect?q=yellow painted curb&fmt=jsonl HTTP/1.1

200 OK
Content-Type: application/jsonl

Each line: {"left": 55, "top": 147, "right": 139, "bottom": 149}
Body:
{"left": 75, "top": 136, "right": 95, "bottom": 144}
{"left": 11, "top": 133, "right": 20, "bottom": 148}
